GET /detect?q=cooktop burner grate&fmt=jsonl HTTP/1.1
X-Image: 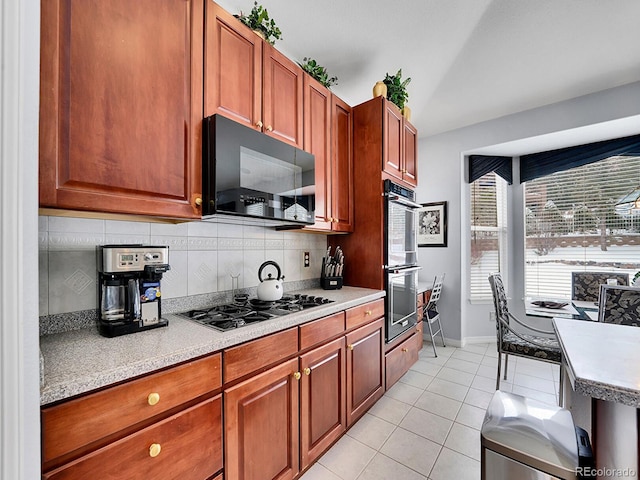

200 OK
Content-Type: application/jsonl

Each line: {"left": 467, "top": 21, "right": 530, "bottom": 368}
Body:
{"left": 177, "top": 293, "right": 334, "bottom": 332}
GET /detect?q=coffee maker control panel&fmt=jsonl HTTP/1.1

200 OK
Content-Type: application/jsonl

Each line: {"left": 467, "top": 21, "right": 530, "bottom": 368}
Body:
{"left": 100, "top": 246, "right": 169, "bottom": 273}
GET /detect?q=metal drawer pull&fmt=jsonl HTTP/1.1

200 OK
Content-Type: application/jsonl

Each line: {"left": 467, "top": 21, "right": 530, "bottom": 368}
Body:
{"left": 149, "top": 443, "right": 162, "bottom": 458}
{"left": 147, "top": 392, "right": 160, "bottom": 406}
{"left": 402, "top": 348, "right": 409, "bottom": 353}
{"left": 365, "top": 310, "right": 372, "bottom": 315}
{"left": 256, "top": 121, "right": 263, "bottom": 128}
{"left": 303, "top": 367, "right": 311, "bottom": 376}
{"left": 293, "top": 371, "right": 301, "bottom": 380}
{"left": 347, "top": 344, "right": 354, "bottom": 351}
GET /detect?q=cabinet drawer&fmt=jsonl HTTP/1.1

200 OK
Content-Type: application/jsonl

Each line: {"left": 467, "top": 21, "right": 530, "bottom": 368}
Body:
{"left": 42, "top": 353, "right": 221, "bottom": 464}
{"left": 345, "top": 299, "right": 385, "bottom": 330}
{"left": 385, "top": 333, "right": 419, "bottom": 389}
{"left": 43, "top": 395, "right": 223, "bottom": 480}
{"left": 224, "top": 327, "right": 298, "bottom": 383}
{"left": 299, "top": 312, "right": 345, "bottom": 350}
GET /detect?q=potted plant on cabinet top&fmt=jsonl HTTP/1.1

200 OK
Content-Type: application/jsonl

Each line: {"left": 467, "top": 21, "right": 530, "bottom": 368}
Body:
{"left": 382, "top": 69, "right": 412, "bottom": 119}
{"left": 298, "top": 57, "right": 338, "bottom": 88}
{"left": 235, "top": 1, "right": 282, "bottom": 45}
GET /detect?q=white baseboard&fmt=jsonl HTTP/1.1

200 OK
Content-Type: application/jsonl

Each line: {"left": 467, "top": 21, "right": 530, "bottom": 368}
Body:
{"left": 423, "top": 335, "right": 496, "bottom": 348}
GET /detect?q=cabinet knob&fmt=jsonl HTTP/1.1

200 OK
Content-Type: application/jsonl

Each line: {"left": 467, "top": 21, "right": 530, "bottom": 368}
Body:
{"left": 402, "top": 348, "right": 409, "bottom": 353}
{"left": 266, "top": 125, "right": 273, "bottom": 132}
{"left": 194, "top": 197, "right": 202, "bottom": 207}
{"left": 293, "top": 371, "right": 301, "bottom": 380}
{"left": 256, "top": 121, "right": 263, "bottom": 128}
{"left": 147, "top": 392, "right": 160, "bottom": 406}
{"left": 303, "top": 367, "right": 311, "bottom": 376}
{"left": 365, "top": 310, "right": 372, "bottom": 316}
{"left": 347, "top": 344, "right": 354, "bottom": 351}
{"left": 149, "top": 443, "right": 162, "bottom": 458}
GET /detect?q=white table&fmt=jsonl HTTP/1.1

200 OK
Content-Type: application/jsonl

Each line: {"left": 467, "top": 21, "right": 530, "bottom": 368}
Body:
{"left": 553, "top": 318, "right": 640, "bottom": 479}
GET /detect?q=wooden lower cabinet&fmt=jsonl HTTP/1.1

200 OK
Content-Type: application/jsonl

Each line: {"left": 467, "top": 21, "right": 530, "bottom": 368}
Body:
{"left": 346, "top": 318, "right": 385, "bottom": 427}
{"left": 43, "top": 395, "right": 222, "bottom": 480}
{"left": 224, "top": 358, "right": 300, "bottom": 480}
{"left": 300, "top": 336, "right": 346, "bottom": 469}
{"left": 385, "top": 325, "right": 422, "bottom": 389}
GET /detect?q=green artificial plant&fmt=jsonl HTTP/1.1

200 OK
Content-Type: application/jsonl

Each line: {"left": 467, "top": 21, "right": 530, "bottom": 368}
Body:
{"left": 298, "top": 57, "right": 338, "bottom": 88}
{"left": 383, "top": 69, "right": 411, "bottom": 110}
{"left": 235, "top": 1, "right": 282, "bottom": 45}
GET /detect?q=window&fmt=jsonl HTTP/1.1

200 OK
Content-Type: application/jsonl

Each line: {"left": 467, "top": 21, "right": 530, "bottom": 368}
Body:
{"left": 524, "top": 155, "right": 640, "bottom": 299}
{"left": 470, "top": 172, "right": 508, "bottom": 302}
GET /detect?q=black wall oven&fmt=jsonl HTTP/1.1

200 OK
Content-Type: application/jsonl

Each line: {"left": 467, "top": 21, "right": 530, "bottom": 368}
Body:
{"left": 384, "top": 180, "right": 421, "bottom": 342}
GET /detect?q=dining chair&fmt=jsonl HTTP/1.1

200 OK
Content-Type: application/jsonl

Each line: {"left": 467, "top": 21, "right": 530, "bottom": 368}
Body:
{"left": 571, "top": 271, "right": 629, "bottom": 302}
{"left": 423, "top": 274, "right": 446, "bottom": 357}
{"left": 488, "top": 273, "right": 563, "bottom": 404}
{"left": 597, "top": 284, "right": 640, "bottom": 326}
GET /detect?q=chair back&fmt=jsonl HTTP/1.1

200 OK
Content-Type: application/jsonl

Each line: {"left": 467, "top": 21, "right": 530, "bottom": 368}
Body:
{"left": 488, "top": 273, "right": 509, "bottom": 343}
{"left": 598, "top": 285, "right": 640, "bottom": 326}
{"left": 425, "top": 274, "right": 444, "bottom": 310}
{"left": 571, "top": 271, "right": 629, "bottom": 302}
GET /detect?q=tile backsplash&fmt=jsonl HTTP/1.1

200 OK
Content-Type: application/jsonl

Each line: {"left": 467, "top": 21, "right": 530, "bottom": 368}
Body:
{"left": 39, "top": 216, "right": 328, "bottom": 317}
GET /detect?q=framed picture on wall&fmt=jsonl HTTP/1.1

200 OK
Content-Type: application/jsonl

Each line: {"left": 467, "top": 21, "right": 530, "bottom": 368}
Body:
{"left": 418, "top": 201, "right": 448, "bottom": 247}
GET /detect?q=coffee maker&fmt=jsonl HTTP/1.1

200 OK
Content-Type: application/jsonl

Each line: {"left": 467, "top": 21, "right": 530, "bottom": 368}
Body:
{"left": 98, "top": 245, "right": 170, "bottom": 337}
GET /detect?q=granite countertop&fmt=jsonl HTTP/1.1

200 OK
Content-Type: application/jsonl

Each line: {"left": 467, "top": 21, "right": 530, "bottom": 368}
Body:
{"left": 40, "top": 286, "right": 385, "bottom": 406}
{"left": 553, "top": 318, "right": 640, "bottom": 407}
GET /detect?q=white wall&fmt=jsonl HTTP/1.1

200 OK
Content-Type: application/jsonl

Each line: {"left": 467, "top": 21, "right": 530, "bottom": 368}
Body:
{"left": 416, "top": 81, "right": 640, "bottom": 345}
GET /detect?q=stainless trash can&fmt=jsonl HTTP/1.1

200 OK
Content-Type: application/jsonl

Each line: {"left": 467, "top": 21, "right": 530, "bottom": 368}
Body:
{"left": 481, "top": 391, "right": 593, "bottom": 480}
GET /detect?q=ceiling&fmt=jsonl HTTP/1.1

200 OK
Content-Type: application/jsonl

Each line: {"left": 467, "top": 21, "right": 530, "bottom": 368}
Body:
{"left": 215, "top": 0, "right": 640, "bottom": 138}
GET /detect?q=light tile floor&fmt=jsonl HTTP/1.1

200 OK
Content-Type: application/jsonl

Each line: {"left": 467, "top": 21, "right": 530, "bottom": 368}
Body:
{"left": 299, "top": 342, "right": 560, "bottom": 480}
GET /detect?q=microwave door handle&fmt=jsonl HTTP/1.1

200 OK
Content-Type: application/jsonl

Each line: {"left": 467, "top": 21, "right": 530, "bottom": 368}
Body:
{"left": 386, "top": 194, "right": 421, "bottom": 209}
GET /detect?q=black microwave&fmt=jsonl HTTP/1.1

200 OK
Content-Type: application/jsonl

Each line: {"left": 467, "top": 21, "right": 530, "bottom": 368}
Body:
{"left": 202, "top": 114, "right": 315, "bottom": 225}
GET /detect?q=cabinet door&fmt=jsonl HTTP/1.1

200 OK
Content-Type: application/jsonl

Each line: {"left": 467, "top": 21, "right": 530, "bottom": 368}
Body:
{"left": 204, "top": 0, "right": 262, "bottom": 128}
{"left": 383, "top": 102, "right": 404, "bottom": 182}
{"left": 300, "top": 337, "right": 346, "bottom": 469}
{"left": 346, "top": 318, "right": 384, "bottom": 427}
{"left": 39, "top": 0, "right": 203, "bottom": 219}
{"left": 303, "top": 76, "right": 332, "bottom": 230}
{"left": 225, "top": 358, "right": 300, "bottom": 480}
{"left": 331, "top": 96, "right": 354, "bottom": 232}
{"left": 385, "top": 332, "right": 420, "bottom": 389}
{"left": 402, "top": 119, "right": 418, "bottom": 187}
{"left": 262, "top": 43, "right": 304, "bottom": 148}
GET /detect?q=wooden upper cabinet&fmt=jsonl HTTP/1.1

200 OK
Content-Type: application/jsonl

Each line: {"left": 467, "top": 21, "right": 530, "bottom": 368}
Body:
{"left": 204, "top": 1, "right": 303, "bottom": 148}
{"left": 204, "top": 0, "right": 262, "bottom": 128}
{"left": 382, "top": 99, "right": 417, "bottom": 187}
{"left": 402, "top": 119, "right": 418, "bottom": 187}
{"left": 303, "top": 76, "right": 332, "bottom": 230}
{"left": 303, "top": 78, "right": 353, "bottom": 233}
{"left": 39, "top": 0, "right": 203, "bottom": 219}
{"left": 384, "top": 103, "right": 404, "bottom": 181}
{"left": 262, "top": 44, "right": 304, "bottom": 148}
{"left": 331, "top": 96, "right": 354, "bottom": 232}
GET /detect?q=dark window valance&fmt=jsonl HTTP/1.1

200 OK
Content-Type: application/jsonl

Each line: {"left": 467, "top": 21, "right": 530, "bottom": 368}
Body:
{"left": 469, "top": 155, "right": 513, "bottom": 184}
{"left": 520, "top": 133, "right": 640, "bottom": 183}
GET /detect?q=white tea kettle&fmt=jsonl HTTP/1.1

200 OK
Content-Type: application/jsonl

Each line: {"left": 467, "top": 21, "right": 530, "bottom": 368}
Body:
{"left": 257, "top": 260, "right": 284, "bottom": 301}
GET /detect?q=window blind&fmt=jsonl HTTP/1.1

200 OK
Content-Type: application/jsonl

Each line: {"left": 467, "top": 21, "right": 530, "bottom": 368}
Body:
{"left": 524, "top": 155, "right": 640, "bottom": 299}
{"left": 470, "top": 172, "right": 508, "bottom": 302}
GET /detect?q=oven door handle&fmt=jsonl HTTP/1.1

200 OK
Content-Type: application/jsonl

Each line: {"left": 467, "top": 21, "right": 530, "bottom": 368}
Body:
{"left": 387, "top": 266, "right": 422, "bottom": 274}
{"left": 386, "top": 194, "right": 421, "bottom": 209}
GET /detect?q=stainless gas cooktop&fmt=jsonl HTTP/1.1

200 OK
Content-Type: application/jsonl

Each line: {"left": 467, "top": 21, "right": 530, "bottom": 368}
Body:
{"left": 177, "top": 294, "right": 334, "bottom": 332}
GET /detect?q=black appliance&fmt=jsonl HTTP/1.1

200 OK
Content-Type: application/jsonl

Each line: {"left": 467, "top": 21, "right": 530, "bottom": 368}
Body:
{"left": 178, "top": 294, "right": 333, "bottom": 332}
{"left": 384, "top": 180, "right": 421, "bottom": 342}
{"left": 97, "top": 245, "right": 171, "bottom": 337}
{"left": 202, "top": 114, "right": 316, "bottom": 225}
